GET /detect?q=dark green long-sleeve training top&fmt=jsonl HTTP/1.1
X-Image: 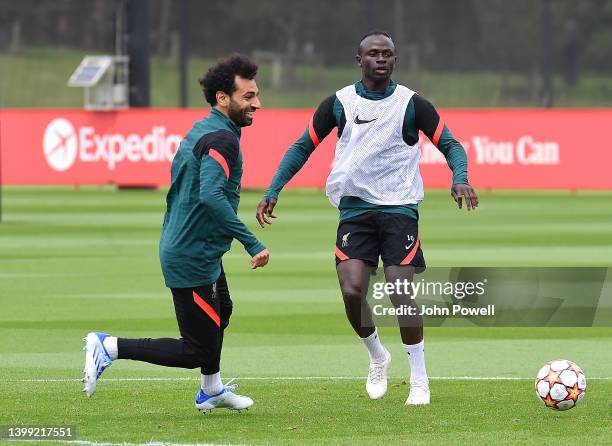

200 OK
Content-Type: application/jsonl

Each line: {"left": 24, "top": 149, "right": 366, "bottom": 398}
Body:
{"left": 159, "top": 108, "right": 265, "bottom": 288}
{"left": 265, "top": 80, "right": 468, "bottom": 222}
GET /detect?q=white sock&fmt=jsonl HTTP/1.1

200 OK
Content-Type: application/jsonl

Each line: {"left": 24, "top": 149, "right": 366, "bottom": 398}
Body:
{"left": 102, "top": 336, "right": 118, "bottom": 360}
{"left": 403, "top": 340, "right": 428, "bottom": 382}
{"left": 201, "top": 372, "right": 223, "bottom": 395}
{"left": 360, "top": 329, "right": 387, "bottom": 363}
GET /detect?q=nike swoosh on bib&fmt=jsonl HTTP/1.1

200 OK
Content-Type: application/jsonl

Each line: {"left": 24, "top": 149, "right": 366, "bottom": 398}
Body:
{"left": 354, "top": 115, "right": 377, "bottom": 124}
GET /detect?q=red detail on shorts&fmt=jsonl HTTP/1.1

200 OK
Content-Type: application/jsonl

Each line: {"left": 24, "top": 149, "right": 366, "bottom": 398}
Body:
{"left": 208, "top": 149, "right": 229, "bottom": 179}
{"left": 335, "top": 246, "right": 349, "bottom": 261}
{"left": 308, "top": 117, "right": 320, "bottom": 148}
{"left": 432, "top": 119, "right": 445, "bottom": 147}
{"left": 192, "top": 291, "right": 221, "bottom": 327}
{"left": 400, "top": 238, "right": 420, "bottom": 266}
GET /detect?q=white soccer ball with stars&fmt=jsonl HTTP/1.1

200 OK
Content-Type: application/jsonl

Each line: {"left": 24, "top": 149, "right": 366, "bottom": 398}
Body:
{"left": 535, "top": 359, "right": 586, "bottom": 410}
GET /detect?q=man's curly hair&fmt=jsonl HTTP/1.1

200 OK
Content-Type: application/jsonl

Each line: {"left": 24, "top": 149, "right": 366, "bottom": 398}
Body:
{"left": 199, "top": 54, "right": 258, "bottom": 106}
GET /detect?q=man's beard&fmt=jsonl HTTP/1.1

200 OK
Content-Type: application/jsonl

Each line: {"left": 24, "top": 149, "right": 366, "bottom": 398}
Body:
{"left": 228, "top": 100, "right": 253, "bottom": 127}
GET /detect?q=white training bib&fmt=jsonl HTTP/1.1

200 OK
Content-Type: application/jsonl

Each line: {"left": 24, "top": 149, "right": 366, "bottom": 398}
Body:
{"left": 326, "top": 84, "right": 424, "bottom": 208}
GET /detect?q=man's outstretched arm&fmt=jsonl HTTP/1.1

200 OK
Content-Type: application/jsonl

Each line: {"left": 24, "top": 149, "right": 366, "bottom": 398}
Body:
{"left": 196, "top": 132, "right": 269, "bottom": 268}
{"left": 413, "top": 95, "right": 478, "bottom": 211}
{"left": 257, "top": 94, "right": 340, "bottom": 226}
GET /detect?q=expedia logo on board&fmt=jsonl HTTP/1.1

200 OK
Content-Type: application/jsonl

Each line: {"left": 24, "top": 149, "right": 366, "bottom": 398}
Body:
{"left": 42, "top": 118, "right": 182, "bottom": 171}
{"left": 43, "top": 118, "right": 79, "bottom": 171}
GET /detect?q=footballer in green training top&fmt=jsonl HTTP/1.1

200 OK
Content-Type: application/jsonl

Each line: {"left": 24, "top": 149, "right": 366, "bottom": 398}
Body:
{"left": 257, "top": 31, "right": 478, "bottom": 406}
{"left": 82, "top": 54, "right": 269, "bottom": 412}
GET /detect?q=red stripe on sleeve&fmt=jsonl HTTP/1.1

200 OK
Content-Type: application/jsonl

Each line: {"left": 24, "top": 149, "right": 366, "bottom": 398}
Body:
{"left": 308, "top": 117, "right": 320, "bottom": 148}
{"left": 208, "top": 148, "right": 230, "bottom": 179}
{"left": 432, "top": 120, "right": 445, "bottom": 147}
{"left": 192, "top": 291, "right": 221, "bottom": 327}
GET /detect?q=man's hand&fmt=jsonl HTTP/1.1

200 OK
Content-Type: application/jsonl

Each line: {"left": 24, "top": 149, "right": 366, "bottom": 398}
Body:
{"left": 451, "top": 183, "right": 479, "bottom": 211}
{"left": 250, "top": 248, "right": 270, "bottom": 269}
{"left": 256, "top": 197, "right": 278, "bottom": 228}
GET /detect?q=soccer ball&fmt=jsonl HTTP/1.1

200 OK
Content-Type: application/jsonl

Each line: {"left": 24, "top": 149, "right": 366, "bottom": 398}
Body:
{"left": 535, "top": 359, "right": 586, "bottom": 410}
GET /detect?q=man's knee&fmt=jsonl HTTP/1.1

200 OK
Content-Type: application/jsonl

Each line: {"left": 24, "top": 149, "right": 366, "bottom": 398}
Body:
{"left": 341, "top": 283, "right": 365, "bottom": 307}
{"left": 388, "top": 291, "right": 413, "bottom": 308}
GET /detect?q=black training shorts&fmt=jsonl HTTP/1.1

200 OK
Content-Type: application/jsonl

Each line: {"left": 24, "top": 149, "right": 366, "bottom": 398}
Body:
{"left": 334, "top": 212, "right": 426, "bottom": 268}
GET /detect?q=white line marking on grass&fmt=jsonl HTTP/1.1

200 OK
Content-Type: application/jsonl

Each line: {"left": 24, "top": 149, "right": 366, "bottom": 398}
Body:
{"left": 6, "top": 375, "right": 612, "bottom": 383}
{"left": 6, "top": 440, "right": 243, "bottom": 446}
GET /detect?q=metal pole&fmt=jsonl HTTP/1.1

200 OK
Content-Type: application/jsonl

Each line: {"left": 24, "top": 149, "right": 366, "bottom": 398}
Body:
{"left": 179, "top": 0, "right": 189, "bottom": 108}
{"left": 540, "top": 0, "right": 553, "bottom": 108}
{"left": 114, "top": 0, "right": 127, "bottom": 57}
{"left": 127, "top": 0, "right": 150, "bottom": 107}
{"left": 0, "top": 115, "right": 3, "bottom": 223}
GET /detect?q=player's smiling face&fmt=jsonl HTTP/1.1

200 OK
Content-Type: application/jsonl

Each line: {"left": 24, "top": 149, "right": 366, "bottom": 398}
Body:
{"left": 357, "top": 35, "right": 396, "bottom": 84}
{"left": 227, "top": 76, "right": 261, "bottom": 127}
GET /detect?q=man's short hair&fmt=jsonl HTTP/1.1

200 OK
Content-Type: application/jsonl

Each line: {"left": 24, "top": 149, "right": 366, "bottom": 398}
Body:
{"left": 357, "top": 30, "right": 393, "bottom": 54}
{"left": 199, "top": 54, "right": 258, "bottom": 106}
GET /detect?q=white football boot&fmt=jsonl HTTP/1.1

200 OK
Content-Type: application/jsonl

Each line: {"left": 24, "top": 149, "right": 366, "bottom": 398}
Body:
{"left": 82, "top": 332, "right": 113, "bottom": 398}
{"left": 405, "top": 378, "right": 430, "bottom": 405}
{"left": 195, "top": 382, "right": 254, "bottom": 412}
{"left": 366, "top": 349, "right": 391, "bottom": 399}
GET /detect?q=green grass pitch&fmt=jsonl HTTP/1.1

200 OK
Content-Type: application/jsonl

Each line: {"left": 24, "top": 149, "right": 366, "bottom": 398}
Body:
{"left": 0, "top": 187, "right": 611, "bottom": 445}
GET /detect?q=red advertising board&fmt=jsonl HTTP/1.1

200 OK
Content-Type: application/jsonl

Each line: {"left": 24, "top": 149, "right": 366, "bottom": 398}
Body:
{"left": 1, "top": 108, "right": 611, "bottom": 190}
